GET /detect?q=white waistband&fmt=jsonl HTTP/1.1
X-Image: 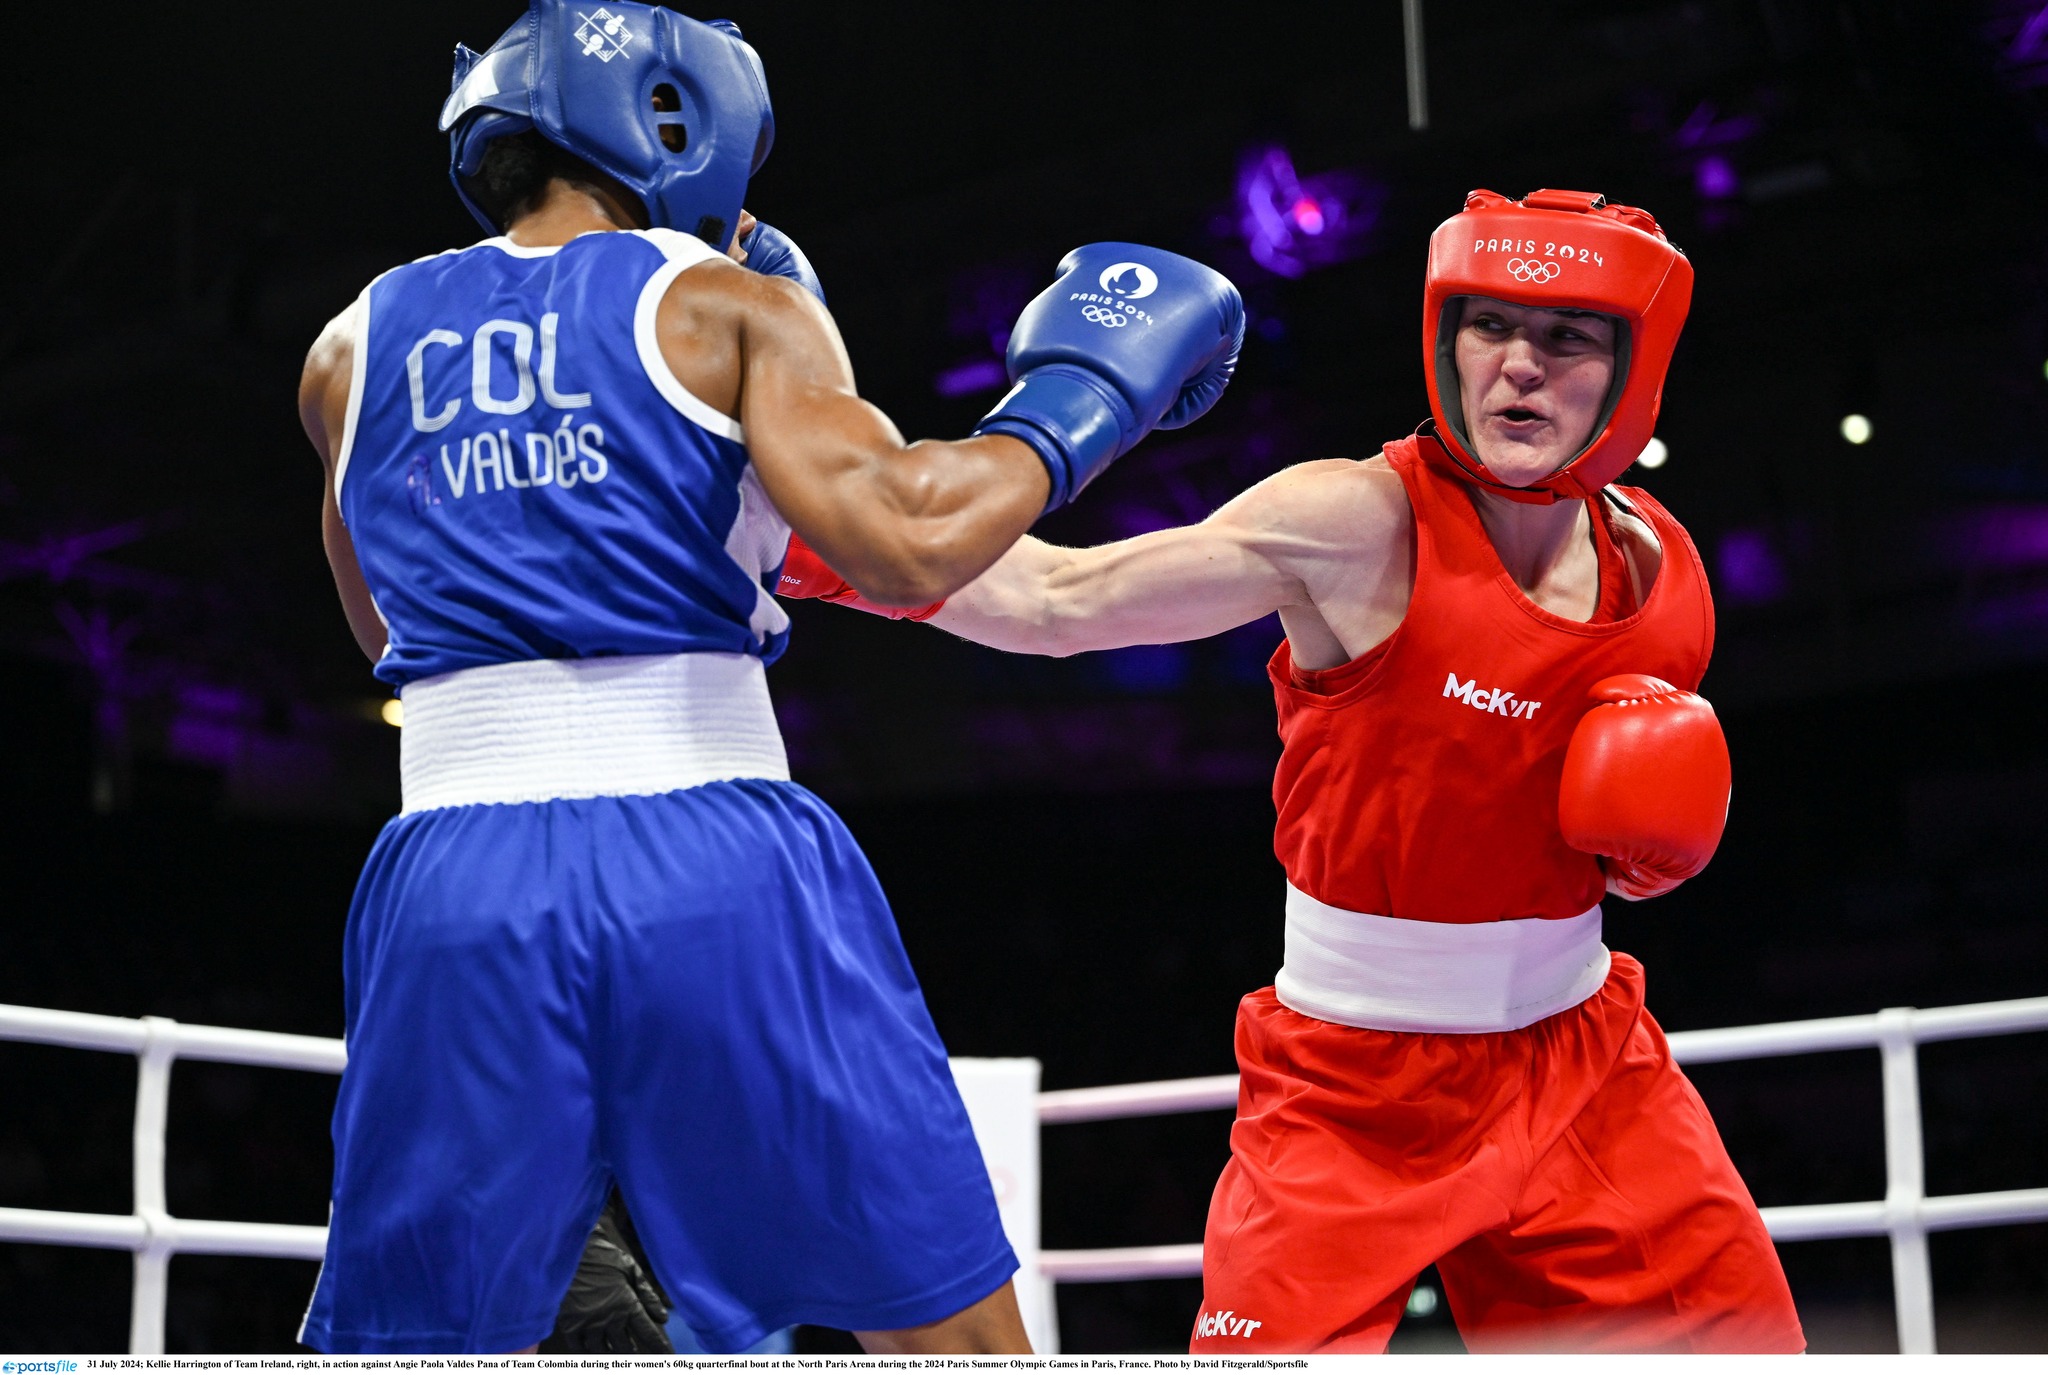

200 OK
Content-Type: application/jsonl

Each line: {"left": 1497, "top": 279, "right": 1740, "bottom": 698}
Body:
{"left": 1274, "top": 883, "right": 1609, "bottom": 1034}
{"left": 398, "top": 652, "right": 790, "bottom": 813}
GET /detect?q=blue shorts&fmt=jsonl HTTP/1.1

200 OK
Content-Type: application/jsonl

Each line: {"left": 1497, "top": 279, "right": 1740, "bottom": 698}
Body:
{"left": 299, "top": 779, "right": 1016, "bottom": 1354}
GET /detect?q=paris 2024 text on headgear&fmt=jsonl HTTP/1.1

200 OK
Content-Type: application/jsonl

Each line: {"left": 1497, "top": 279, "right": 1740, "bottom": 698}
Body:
{"left": 1421, "top": 188, "right": 1694, "bottom": 504}
{"left": 440, "top": 0, "right": 774, "bottom": 251}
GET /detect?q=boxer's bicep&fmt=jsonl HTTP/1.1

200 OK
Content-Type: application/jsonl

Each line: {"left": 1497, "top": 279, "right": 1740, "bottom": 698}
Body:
{"left": 1016, "top": 459, "right": 1390, "bottom": 655}
{"left": 736, "top": 280, "right": 1047, "bottom": 604}
{"left": 301, "top": 307, "right": 386, "bottom": 664}
{"left": 1062, "top": 520, "right": 1301, "bottom": 651}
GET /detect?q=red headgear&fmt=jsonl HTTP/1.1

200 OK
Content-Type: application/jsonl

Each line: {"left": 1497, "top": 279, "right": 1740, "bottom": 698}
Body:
{"left": 1422, "top": 188, "right": 1693, "bottom": 503}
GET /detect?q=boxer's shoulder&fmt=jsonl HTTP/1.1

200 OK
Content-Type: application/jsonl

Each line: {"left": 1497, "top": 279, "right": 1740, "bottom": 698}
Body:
{"left": 648, "top": 254, "right": 825, "bottom": 426}
{"left": 655, "top": 248, "right": 812, "bottom": 332}
{"left": 299, "top": 292, "right": 368, "bottom": 464}
{"left": 1213, "top": 458, "right": 1411, "bottom": 585}
{"left": 1255, "top": 456, "right": 1410, "bottom": 541}
{"left": 1605, "top": 486, "right": 1668, "bottom": 590}
{"left": 301, "top": 299, "right": 356, "bottom": 389}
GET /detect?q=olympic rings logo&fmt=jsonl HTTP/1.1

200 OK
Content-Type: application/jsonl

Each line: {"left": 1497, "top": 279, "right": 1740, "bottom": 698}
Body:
{"left": 1082, "top": 305, "right": 1130, "bottom": 328}
{"left": 1506, "top": 258, "right": 1562, "bottom": 283}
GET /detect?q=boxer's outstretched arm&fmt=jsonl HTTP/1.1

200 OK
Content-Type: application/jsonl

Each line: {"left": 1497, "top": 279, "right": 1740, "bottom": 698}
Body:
{"left": 668, "top": 266, "right": 1049, "bottom": 608}
{"left": 930, "top": 459, "right": 1393, "bottom": 657}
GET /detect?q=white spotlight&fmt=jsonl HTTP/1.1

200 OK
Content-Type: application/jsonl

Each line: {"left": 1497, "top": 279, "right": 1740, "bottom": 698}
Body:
{"left": 1840, "top": 413, "right": 1873, "bottom": 445}
{"left": 380, "top": 699, "right": 405, "bottom": 728}
{"left": 1635, "top": 436, "right": 1669, "bottom": 470}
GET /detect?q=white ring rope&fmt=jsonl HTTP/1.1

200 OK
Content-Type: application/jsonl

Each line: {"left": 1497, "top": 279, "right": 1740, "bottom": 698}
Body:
{"left": 3, "top": 994, "right": 2047, "bottom": 1353}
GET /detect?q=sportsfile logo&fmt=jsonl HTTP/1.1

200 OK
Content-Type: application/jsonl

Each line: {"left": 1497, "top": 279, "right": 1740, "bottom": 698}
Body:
{"left": 1193, "top": 1308, "right": 1264, "bottom": 1340}
{"left": 1444, "top": 671, "right": 1542, "bottom": 721}
{"left": 574, "top": 8, "right": 635, "bottom": 61}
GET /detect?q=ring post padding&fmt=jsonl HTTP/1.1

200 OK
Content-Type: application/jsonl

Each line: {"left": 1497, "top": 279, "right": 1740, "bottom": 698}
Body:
{"left": 129, "top": 1016, "right": 178, "bottom": 1356}
{"left": 1879, "top": 1008, "right": 1936, "bottom": 1355}
{"left": 949, "top": 1058, "right": 1057, "bottom": 1354}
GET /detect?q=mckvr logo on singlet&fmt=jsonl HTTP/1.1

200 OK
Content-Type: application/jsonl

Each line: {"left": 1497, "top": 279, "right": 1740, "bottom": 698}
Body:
{"left": 1443, "top": 671, "right": 1543, "bottom": 721}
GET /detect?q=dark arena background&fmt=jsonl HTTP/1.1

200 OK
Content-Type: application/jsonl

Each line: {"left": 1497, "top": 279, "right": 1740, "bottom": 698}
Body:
{"left": 4, "top": 0, "right": 2048, "bottom": 1355}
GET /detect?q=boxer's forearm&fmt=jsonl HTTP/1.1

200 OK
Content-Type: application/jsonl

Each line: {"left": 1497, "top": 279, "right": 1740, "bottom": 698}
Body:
{"left": 926, "top": 537, "right": 1077, "bottom": 653}
{"left": 931, "top": 523, "right": 1295, "bottom": 656}
{"left": 322, "top": 493, "right": 389, "bottom": 663}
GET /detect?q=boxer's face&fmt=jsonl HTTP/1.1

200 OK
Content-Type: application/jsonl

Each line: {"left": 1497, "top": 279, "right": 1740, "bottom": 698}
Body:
{"left": 1453, "top": 297, "right": 1618, "bottom": 488}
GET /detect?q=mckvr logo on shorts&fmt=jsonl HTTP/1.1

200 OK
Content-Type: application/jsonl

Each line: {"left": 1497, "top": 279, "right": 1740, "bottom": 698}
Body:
{"left": 1194, "top": 1308, "right": 1263, "bottom": 1340}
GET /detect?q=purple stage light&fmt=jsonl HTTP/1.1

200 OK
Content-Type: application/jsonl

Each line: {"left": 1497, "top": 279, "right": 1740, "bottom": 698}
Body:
{"left": 1934, "top": 504, "right": 2048, "bottom": 568}
{"left": 1715, "top": 528, "right": 1787, "bottom": 604}
{"left": 0, "top": 518, "right": 153, "bottom": 584}
{"left": 53, "top": 602, "right": 140, "bottom": 676}
{"left": 1663, "top": 98, "right": 1764, "bottom": 221}
{"left": 2013, "top": 4, "right": 2048, "bottom": 61}
{"left": 165, "top": 681, "right": 263, "bottom": 768}
{"left": 1965, "top": 584, "right": 2048, "bottom": 633}
{"left": 948, "top": 264, "right": 1036, "bottom": 351}
{"left": 933, "top": 358, "right": 1009, "bottom": 398}
{"left": 179, "top": 682, "right": 256, "bottom": 717}
{"left": 1993, "top": 1, "right": 2048, "bottom": 90}
{"left": 1695, "top": 155, "right": 1739, "bottom": 200}
{"left": 167, "top": 715, "right": 246, "bottom": 768}
{"left": 1105, "top": 502, "right": 1178, "bottom": 540}
{"left": 1236, "top": 147, "right": 1382, "bottom": 278}
{"left": 1221, "top": 615, "right": 1283, "bottom": 685}
{"left": 935, "top": 265, "right": 1038, "bottom": 398}
{"left": 1101, "top": 643, "right": 1191, "bottom": 693}
{"left": 1670, "top": 100, "right": 1764, "bottom": 150}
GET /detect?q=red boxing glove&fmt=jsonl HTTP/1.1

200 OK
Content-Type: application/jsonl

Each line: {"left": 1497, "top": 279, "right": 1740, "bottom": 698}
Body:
{"left": 775, "top": 533, "right": 946, "bottom": 622}
{"left": 1558, "top": 674, "right": 1731, "bottom": 901}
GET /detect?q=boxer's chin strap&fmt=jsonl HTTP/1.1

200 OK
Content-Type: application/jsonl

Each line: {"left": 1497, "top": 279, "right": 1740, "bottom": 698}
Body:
{"left": 1414, "top": 421, "right": 1572, "bottom": 505}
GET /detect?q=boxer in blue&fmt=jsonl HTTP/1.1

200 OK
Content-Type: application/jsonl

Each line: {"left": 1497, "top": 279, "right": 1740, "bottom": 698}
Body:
{"left": 290, "top": 0, "right": 1242, "bottom": 1355}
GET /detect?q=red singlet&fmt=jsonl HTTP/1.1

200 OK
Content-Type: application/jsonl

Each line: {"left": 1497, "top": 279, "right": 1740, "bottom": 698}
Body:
{"left": 1269, "top": 433, "right": 1714, "bottom": 924}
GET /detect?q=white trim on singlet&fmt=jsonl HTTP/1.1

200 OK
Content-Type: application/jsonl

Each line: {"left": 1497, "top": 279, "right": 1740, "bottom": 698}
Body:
{"left": 329, "top": 286, "right": 374, "bottom": 512}
{"left": 1274, "top": 883, "right": 1611, "bottom": 1034}
{"left": 474, "top": 235, "right": 569, "bottom": 259}
{"left": 631, "top": 228, "right": 747, "bottom": 442}
{"left": 333, "top": 244, "right": 478, "bottom": 514}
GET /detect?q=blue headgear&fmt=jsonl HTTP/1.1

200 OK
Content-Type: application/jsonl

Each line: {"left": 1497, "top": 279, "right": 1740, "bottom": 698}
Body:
{"left": 440, "top": 0, "right": 773, "bottom": 249}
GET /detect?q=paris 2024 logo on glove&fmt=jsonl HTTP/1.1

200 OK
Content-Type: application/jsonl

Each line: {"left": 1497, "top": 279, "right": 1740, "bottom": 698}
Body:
{"left": 1073, "top": 261, "right": 1161, "bottom": 329}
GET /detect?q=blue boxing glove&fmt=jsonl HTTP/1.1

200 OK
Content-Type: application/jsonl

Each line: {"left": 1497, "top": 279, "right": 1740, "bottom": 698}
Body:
{"left": 739, "top": 220, "right": 826, "bottom": 305}
{"left": 976, "top": 243, "right": 1243, "bottom": 509}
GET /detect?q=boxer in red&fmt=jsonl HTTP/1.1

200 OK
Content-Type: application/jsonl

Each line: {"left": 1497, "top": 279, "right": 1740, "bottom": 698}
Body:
{"left": 779, "top": 190, "right": 1804, "bottom": 1353}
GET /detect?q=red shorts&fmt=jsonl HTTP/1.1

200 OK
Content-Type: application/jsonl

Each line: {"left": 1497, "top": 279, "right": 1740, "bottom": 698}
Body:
{"left": 1193, "top": 954, "right": 1804, "bottom": 1354}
